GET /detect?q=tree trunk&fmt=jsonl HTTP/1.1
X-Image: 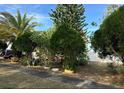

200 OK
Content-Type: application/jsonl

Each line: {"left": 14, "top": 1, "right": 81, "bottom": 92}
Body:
{"left": 63, "top": 50, "right": 77, "bottom": 71}
{"left": 109, "top": 45, "right": 124, "bottom": 64}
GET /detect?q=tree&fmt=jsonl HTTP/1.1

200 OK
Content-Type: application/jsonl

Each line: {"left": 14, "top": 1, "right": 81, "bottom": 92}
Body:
{"left": 12, "top": 32, "right": 37, "bottom": 57}
{"left": 30, "top": 27, "right": 56, "bottom": 66}
{"left": 103, "top": 4, "right": 119, "bottom": 19}
{"left": 0, "top": 24, "right": 19, "bottom": 40}
{"left": 0, "top": 10, "right": 39, "bottom": 57}
{"left": 0, "top": 10, "right": 38, "bottom": 39}
{"left": 91, "top": 5, "right": 124, "bottom": 64}
{"left": 30, "top": 27, "right": 55, "bottom": 49}
{"left": 50, "top": 4, "right": 87, "bottom": 71}
{"left": 50, "top": 24, "right": 86, "bottom": 70}
{"left": 50, "top": 4, "right": 87, "bottom": 36}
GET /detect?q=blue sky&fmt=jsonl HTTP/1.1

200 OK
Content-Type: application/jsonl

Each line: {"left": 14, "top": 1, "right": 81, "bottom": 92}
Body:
{"left": 0, "top": 4, "right": 108, "bottom": 33}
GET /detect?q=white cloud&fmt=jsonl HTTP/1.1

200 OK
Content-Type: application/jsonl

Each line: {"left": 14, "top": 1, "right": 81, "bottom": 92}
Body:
{"left": 28, "top": 12, "right": 50, "bottom": 20}
{"left": 3, "top": 5, "right": 22, "bottom": 13}
{"left": 0, "top": 5, "right": 51, "bottom": 24}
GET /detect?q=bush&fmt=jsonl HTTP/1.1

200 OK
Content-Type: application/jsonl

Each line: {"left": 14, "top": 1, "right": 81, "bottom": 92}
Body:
{"left": 40, "top": 53, "right": 52, "bottom": 67}
{"left": 12, "top": 32, "right": 37, "bottom": 56}
{"left": 118, "top": 67, "right": 124, "bottom": 74}
{"left": 50, "top": 24, "right": 87, "bottom": 71}
{"left": 107, "top": 63, "right": 118, "bottom": 75}
{"left": 77, "top": 53, "right": 89, "bottom": 66}
{"left": 20, "top": 56, "right": 31, "bottom": 66}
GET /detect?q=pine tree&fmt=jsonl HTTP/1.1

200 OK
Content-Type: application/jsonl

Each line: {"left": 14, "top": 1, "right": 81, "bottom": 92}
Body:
{"left": 50, "top": 4, "right": 87, "bottom": 36}
{"left": 50, "top": 4, "right": 88, "bottom": 71}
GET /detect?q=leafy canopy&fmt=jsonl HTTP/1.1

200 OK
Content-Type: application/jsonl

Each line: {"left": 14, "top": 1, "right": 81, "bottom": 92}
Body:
{"left": 0, "top": 10, "right": 39, "bottom": 40}
{"left": 50, "top": 4, "right": 87, "bottom": 71}
{"left": 91, "top": 5, "right": 124, "bottom": 63}
{"left": 12, "top": 32, "right": 36, "bottom": 54}
{"left": 50, "top": 4, "right": 87, "bottom": 35}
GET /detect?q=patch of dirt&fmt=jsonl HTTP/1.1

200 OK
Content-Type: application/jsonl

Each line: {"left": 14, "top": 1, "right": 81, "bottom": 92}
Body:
{"left": 72, "top": 62, "right": 124, "bottom": 88}
{"left": 22, "top": 62, "right": 124, "bottom": 88}
{"left": 0, "top": 60, "right": 123, "bottom": 88}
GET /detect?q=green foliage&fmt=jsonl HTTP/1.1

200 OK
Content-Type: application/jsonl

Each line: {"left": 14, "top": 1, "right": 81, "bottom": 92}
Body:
{"left": 103, "top": 4, "right": 119, "bottom": 18}
{"left": 107, "top": 63, "right": 118, "bottom": 75}
{"left": 107, "top": 63, "right": 124, "bottom": 75}
{"left": 30, "top": 27, "right": 55, "bottom": 49}
{"left": 20, "top": 56, "right": 31, "bottom": 66}
{"left": 91, "top": 22, "right": 97, "bottom": 27}
{"left": 118, "top": 67, "right": 124, "bottom": 74}
{"left": 77, "top": 53, "right": 89, "bottom": 66}
{"left": 12, "top": 32, "right": 36, "bottom": 54}
{"left": 0, "top": 40, "right": 7, "bottom": 51}
{"left": 50, "top": 4, "right": 87, "bottom": 33}
{"left": 91, "top": 5, "right": 124, "bottom": 63}
{"left": 50, "top": 24, "right": 86, "bottom": 71}
{"left": 91, "top": 29, "right": 111, "bottom": 58}
{"left": 0, "top": 10, "right": 39, "bottom": 39}
{"left": 51, "top": 25, "right": 86, "bottom": 54}
{"left": 50, "top": 4, "right": 87, "bottom": 71}
{"left": 30, "top": 27, "right": 55, "bottom": 67}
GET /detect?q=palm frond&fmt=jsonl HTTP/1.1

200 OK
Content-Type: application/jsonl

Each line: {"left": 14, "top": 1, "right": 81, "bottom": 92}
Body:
{"left": 0, "top": 12, "right": 18, "bottom": 28}
{"left": 16, "top": 10, "right": 22, "bottom": 29}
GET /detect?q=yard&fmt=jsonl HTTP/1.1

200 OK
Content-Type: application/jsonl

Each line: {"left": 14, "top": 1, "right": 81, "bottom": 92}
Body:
{"left": 0, "top": 4, "right": 124, "bottom": 89}
{"left": 0, "top": 61, "right": 75, "bottom": 89}
{"left": 0, "top": 60, "right": 122, "bottom": 89}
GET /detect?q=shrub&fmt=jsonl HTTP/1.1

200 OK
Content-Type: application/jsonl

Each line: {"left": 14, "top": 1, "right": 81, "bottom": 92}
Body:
{"left": 20, "top": 56, "right": 31, "bottom": 66}
{"left": 107, "top": 63, "right": 118, "bottom": 75}
{"left": 39, "top": 53, "right": 52, "bottom": 67}
{"left": 12, "top": 32, "right": 37, "bottom": 56}
{"left": 50, "top": 24, "right": 87, "bottom": 71}
{"left": 30, "top": 28, "right": 55, "bottom": 67}
{"left": 77, "top": 53, "right": 89, "bottom": 66}
{"left": 118, "top": 67, "right": 124, "bottom": 74}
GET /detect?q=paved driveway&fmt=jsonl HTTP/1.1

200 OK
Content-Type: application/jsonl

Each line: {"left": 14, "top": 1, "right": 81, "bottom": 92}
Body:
{"left": 0, "top": 62, "right": 119, "bottom": 89}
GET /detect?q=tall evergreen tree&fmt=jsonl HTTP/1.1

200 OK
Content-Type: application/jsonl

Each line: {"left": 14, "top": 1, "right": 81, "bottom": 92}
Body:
{"left": 50, "top": 4, "right": 87, "bottom": 36}
{"left": 50, "top": 4, "right": 88, "bottom": 71}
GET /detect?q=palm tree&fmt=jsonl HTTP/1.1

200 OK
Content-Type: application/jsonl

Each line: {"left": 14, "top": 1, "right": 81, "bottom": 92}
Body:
{"left": 0, "top": 10, "right": 39, "bottom": 58}
{"left": 0, "top": 10, "right": 38, "bottom": 40}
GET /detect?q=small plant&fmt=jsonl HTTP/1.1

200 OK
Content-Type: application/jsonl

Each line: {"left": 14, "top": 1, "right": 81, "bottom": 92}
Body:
{"left": 40, "top": 53, "right": 52, "bottom": 67}
{"left": 20, "top": 56, "right": 31, "bottom": 66}
{"left": 107, "top": 63, "right": 118, "bottom": 75}
{"left": 77, "top": 53, "right": 89, "bottom": 66}
{"left": 120, "top": 68, "right": 124, "bottom": 74}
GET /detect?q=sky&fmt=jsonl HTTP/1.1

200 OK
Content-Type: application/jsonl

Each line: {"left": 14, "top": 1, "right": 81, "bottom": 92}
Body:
{"left": 0, "top": 4, "right": 109, "bottom": 61}
{"left": 0, "top": 4, "right": 108, "bottom": 31}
